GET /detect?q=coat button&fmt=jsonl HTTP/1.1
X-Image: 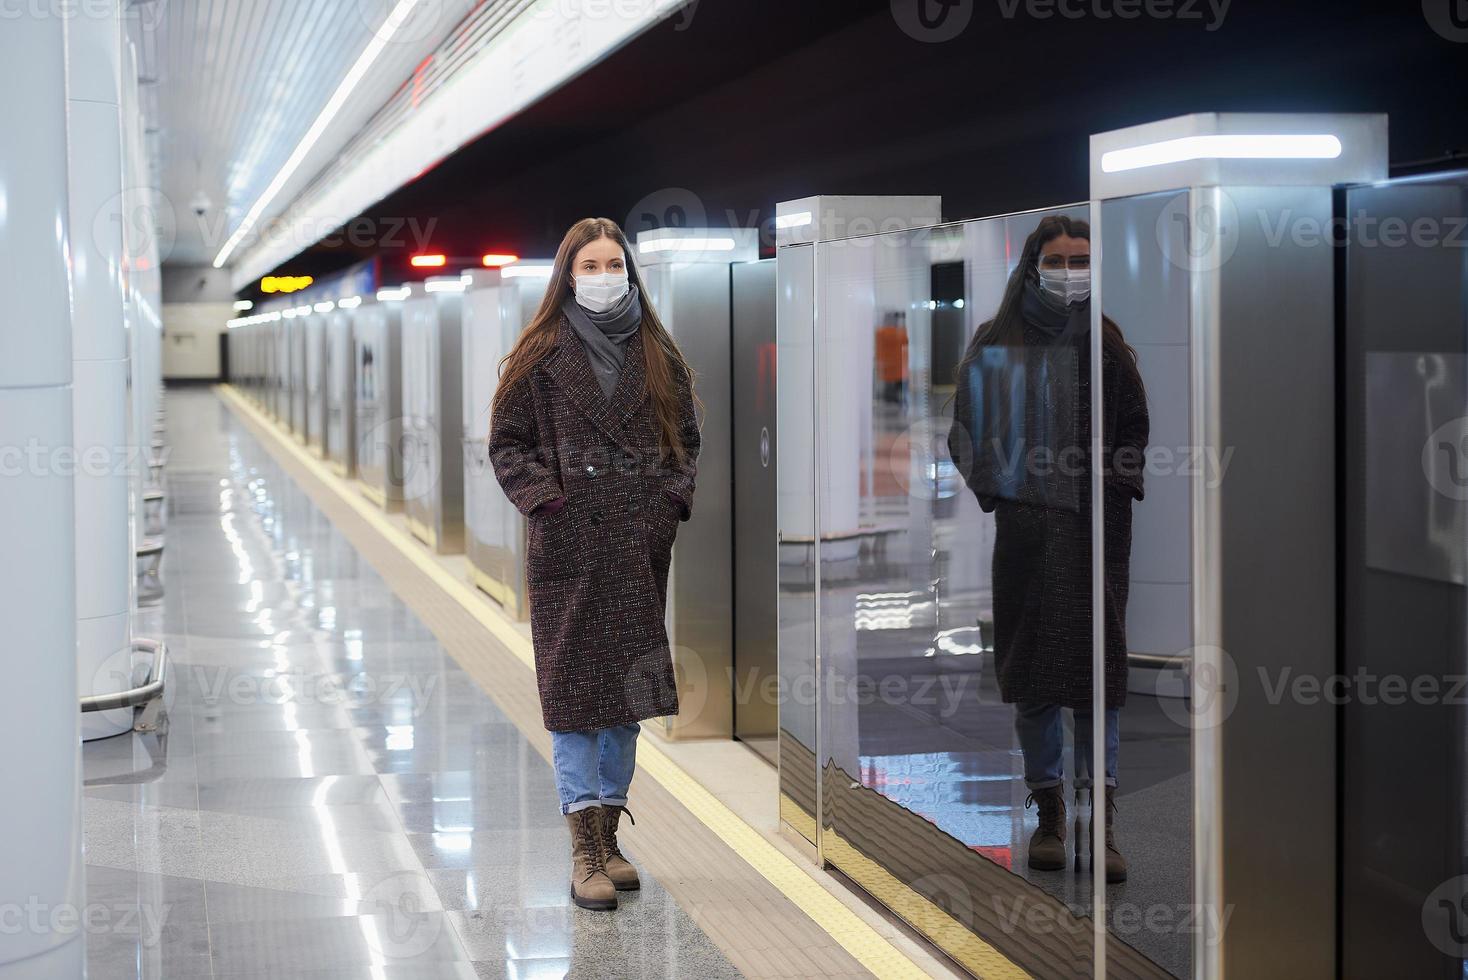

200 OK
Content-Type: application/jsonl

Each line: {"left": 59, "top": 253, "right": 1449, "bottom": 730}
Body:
{"left": 585, "top": 464, "right": 599, "bottom": 478}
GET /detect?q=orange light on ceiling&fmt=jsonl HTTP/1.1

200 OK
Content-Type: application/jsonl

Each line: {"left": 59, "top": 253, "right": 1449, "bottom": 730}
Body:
{"left": 481, "top": 253, "right": 520, "bottom": 268}
{"left": 410, "top": 254, "right": 447, "bottom": 268}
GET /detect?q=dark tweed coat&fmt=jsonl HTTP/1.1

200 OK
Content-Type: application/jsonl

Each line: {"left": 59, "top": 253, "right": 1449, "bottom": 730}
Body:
{"left": 488, "top": 315, "right": 699, "bottom": 732}
{"left": 947, "top": 322, "right": 1148, "bottom": 709}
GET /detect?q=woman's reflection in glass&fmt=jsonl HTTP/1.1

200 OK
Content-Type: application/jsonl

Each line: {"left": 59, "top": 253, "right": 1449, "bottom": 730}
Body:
{"left": 946, "top": 215, "right": 1148, "bottom": 884}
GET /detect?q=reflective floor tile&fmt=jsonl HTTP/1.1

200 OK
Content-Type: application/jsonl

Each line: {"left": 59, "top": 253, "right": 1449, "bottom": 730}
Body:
{"left": 208, "top": 911, "right": 471, "bottom": 975}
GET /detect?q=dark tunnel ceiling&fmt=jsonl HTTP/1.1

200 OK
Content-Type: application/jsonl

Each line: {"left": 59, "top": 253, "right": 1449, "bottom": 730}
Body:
{"left": 259, "top": 0, "right": 1468, "bottom": 287}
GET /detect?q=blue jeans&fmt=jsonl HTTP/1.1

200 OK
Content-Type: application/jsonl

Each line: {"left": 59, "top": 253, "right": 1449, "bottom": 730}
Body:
{"left": 550, "top": 723, "right": 640, "bottom": 814}
{"left": 1014, "top": 703, "right": 1119, "bottom": 791}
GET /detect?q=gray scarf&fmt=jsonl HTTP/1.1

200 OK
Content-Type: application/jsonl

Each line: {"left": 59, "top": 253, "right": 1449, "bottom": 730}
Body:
{"left": 562, "top": 284, "right": 643, "bottom": 399}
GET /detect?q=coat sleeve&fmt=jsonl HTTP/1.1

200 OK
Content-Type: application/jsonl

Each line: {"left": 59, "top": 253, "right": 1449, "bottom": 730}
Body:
{"left": 1110, "top": 356, "right": 1150, "bottom": 502}
{"left": 661, "top": 364, "right": 701, "bottom": 521}
{"left": 487, "top": 373, "right": 565, "bottom": 517}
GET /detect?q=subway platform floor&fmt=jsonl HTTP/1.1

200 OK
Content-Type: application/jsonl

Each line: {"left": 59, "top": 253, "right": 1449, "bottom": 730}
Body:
{"left": 78, "top": 388, "right": 768, "bottom": 979}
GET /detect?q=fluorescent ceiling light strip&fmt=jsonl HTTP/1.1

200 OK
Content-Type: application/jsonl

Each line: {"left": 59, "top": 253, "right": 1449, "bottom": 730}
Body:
{"left": 1100, "top": 133, "right": 1343, "bottom": 173}
{"left": 776, "top": 211, "right": 813, "bottom": 229}
{"left": 234, "top": 300, "right": 254, "bottom": 311}
{"left": 314, "top": 301, "right": 336, "bottom": 313}
{"left": 502, "top": 265, "right": 552, "bottom": 278}
{"left": 212, "top": 0, "right": 425, "bottom": 269}
{"left": 638, "top": 237, "right": 737, "bottom": 254}
{"left": 376, "top": 286, "right": 411, "bottom": 302}
{"left": 425, "top": 279, "right": 466, "bottom": 293}
{"left": 338, "top": 296, "right": 362, "bottom": 309}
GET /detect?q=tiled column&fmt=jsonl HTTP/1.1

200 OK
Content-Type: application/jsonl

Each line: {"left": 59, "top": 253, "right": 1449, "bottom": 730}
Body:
{"left": 0, "top": 10, "right": 85, "bottom": 980}
{"left": 70, "top": 0, "right": 134, "bottom": 739}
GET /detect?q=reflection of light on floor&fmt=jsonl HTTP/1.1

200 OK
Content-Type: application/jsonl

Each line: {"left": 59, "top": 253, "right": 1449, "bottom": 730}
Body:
{"left": 861, "top": 752, "right": 1021, "bottom": 851}
{"left": 854, "top": 590, "right": 929, "bottom": 630}
{"left": 385, "top": 724, "right": 414, "bottom": 752}
{"left": 927, "top": 625, "right": 987, "bottom": 657}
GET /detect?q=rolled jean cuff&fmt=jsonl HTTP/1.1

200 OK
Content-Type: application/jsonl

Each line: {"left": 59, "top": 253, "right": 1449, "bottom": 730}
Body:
{"left": 1073, "top": 777, "right": 1119, "bottom": 790}
{"left": 1024, "top": 777, "right": 1063, "bottom": 791}
{"left": 598, "top": 796, "right": 628, "bottom": 808}
{"left": 562, "top": 799, "right": 602, "bottom": 815}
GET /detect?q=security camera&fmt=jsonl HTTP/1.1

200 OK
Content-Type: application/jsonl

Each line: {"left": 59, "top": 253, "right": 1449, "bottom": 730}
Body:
{"left": 189, "top": 190, "right": 212, "bottom": 218}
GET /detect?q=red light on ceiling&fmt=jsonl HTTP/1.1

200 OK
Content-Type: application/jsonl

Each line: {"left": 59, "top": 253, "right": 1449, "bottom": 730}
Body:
{"left": 411, "top": 254, "right": 447, "bottom": 268}
{"left": 482, "top": 253, "right": 520, "bottom": 267}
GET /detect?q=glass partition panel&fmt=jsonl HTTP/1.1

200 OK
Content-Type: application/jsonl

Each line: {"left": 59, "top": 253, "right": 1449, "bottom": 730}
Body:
{"left": 810, "top": 209, "right": 1117, "bottom": 977}
{"left": 777, "top": 244, "right": 819, "bottom": 846}
{"left": 1097, "top": 191, "right": 1198, "bottom": 979}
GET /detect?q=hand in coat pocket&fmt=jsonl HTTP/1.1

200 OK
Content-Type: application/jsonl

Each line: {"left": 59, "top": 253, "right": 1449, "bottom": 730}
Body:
{"left": 527, "top": 502, "right": 580, "bottom": 581}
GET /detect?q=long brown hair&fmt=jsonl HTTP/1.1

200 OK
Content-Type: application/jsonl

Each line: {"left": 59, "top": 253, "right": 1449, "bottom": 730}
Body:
{"left": 490, "top": 217, "right": 700, "bottom": 465}
{"left": 966, "top": 213, "right": 1137, "bottom": 364}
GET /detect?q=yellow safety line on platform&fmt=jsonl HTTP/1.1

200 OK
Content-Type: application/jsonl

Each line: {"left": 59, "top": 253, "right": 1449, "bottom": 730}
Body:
{"left": 216, "top": 383, "right": 1026, "bottom": 980}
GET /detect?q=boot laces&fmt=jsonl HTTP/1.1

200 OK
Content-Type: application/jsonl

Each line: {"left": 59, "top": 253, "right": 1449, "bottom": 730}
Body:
{"left": 573, "top": 810, "right": 608, "bottom": 879}
{"left": 600, "top": 806, "right": 635, "bottom": 860}
{"left": 1024, "top": 790, "right": 1064, "bottom": 836}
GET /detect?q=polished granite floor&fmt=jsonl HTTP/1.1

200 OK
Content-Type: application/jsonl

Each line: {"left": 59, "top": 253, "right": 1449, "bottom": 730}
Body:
{"left": 81, "top": 388, "right": 743, "bottom": 979}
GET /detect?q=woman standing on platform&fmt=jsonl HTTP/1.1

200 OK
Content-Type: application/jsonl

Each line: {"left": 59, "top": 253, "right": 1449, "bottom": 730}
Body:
{"left": 488, "top": 217, "right": 701, "bottom": 911}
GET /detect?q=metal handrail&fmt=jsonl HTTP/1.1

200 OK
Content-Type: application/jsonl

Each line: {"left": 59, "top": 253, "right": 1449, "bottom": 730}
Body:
{"left": 81, "top": 638, "right": 167, "bottom": 713}
{"left": 1128, "top": 651, "right": 1191, "bottom": 669}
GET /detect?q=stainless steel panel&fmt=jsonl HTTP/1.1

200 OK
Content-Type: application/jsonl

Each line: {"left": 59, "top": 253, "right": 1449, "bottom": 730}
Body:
{"left": 271, "top": 320, "right": 287, "bottom": 421}
{"left": 1343, "top": 175, "right": 1468, "bottom": 980}
{"left": 461, "top": 276, "right": 541, "bottom": 619}
{"left": 1209, "top": 185, "right": 1337, "bottom": 978}
{"left": 732, "top": 259, "right": 779, "bottom": 761}
{"left": 402, "top": 290, "right": 465, "bottom": 554}
{"left": 324, "top": 310, "right": 355, "bottom": 475}
{"left": 352, "top": 301, "right": 405, "bottom": 508}
{"left": 289, "top": 317, "right": 307, "bottom": 439}
{"left": 305, "top": 313, "right": 327, "bottom": 453}
{"left": 647, "top": 262, "right": 734, "bottom": 740}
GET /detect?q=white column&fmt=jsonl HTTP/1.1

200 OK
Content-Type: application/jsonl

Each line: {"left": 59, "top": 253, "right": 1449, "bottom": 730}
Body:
{"left": 0, "top": 12, "right": 85, "bottom": 980}
{"left": 70, "top": 0, "right": 134, "bottom": 740}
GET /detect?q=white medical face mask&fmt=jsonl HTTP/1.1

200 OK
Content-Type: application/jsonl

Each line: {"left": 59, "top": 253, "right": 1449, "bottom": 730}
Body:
{"left": 1037, "top": 265, "right": 1091, "bottom": 306}
{"left": 573, "top": 271, "right": 630, "bottom": 313}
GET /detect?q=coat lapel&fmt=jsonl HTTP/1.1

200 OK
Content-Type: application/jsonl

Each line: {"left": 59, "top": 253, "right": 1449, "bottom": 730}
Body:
{"left": 545, "top": 316, "right": 649, "bottom": 450}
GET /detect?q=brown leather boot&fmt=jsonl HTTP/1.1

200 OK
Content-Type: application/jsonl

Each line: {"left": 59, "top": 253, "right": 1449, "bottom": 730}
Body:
{"left": 565, "top": 809, "right": 617, "bottom": 910}
{"left": 1025, "top": 786, "right": 1067, "bottom": 871}
{"left": 1089, "top": 793, "right": 1128, "bottom": 884}
{"left": 597, "top": 805, "right": 640, "bottom": 891}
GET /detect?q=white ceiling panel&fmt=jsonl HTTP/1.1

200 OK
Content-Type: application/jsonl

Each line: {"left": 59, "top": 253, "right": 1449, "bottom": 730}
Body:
{"left": 128, "top": 0, "right": 480, "bottom": 266}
